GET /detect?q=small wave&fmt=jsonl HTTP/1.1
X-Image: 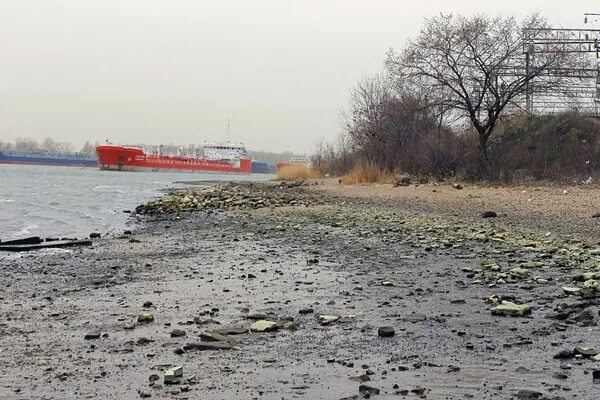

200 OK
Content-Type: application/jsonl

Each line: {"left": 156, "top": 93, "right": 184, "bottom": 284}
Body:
{"left": 10, "top": 223, "right": 39, "bottom": 238}
{"left": 93, "top": 185, "right": 124, "bottom": 193}
{"left": 0, "top": 198, "right": 15, "bottom": 203}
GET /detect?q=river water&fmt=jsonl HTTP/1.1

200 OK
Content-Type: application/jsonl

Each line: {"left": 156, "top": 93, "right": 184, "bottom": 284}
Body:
{"left": 0, "top": 164, "right": 273, "bottom": 241}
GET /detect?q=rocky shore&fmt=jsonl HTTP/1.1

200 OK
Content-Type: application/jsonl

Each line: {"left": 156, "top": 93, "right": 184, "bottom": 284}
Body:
{"left": 0, "top": 181, "right": 599, "bottom": 399}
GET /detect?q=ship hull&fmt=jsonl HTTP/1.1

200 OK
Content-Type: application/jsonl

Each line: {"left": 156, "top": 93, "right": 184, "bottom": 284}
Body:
{"left": 250, "top": 161, "right": 277, "bottom": 174}
{"left": 0, "top": 152, "right": 97, "bottom": 167}
{"left": 96, "top": 145, "right": 252, "bottom": 174}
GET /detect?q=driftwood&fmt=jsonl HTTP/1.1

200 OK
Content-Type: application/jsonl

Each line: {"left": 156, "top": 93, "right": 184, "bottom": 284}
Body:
{"left": 0, "top": 236, "right": 44, "bottom": 245}
{"left": 0, "top": 237, "right": 92, "bottom": 252}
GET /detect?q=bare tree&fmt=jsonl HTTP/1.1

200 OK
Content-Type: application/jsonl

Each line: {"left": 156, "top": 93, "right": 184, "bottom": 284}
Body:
{"left": 80, "top": 141, "right": 97, "bottom": 155}
{"left": 13, "top": 137, "right": 40, "bottom": 153}
{"left": 385, "top": 13, "right": 587, "bottom": 164}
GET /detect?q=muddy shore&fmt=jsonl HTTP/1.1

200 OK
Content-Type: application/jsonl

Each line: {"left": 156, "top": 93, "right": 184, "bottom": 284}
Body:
{"left": 1, "top": 181, "right": 599, "bottom": 400}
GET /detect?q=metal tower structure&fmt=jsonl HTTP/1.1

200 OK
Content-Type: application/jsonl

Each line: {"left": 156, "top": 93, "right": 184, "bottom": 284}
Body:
{"left": 514, "top": 14, "right": 600, "bottom": 116}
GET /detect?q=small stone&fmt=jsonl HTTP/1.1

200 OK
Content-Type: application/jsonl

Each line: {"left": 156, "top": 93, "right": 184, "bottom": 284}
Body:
{"left": 318, "top": 315, "right": 339, "bottom": 325}
{"left": 200, "top": 331, "right": 234, "bottom": 342}
{"left": 491, "top": 301, "right": 532, "bottom": 317}
{"left": 298, "top": 308, "right": 314, "bottom": 314}
{"left": 562, "top": 287, "right": 582, "bottom": 295}
{"left": 378, "top": 326, "right": 395, "bottom": 337}
{"left": 482, "top": 211, "right": 497, "bottom": 218}
{"left": 183, "top": 342, "right": 233, "bottom": 351}
{"left": 136, "top": 337, "right": 153, "bottom": 345}
{"left": 349, "top": 374, "right": 370, "bottom": 382}
{"left": 170, "top": 329, "right": 186, "bottom": 338}
{"left": 358, "top": 384, "right": 380, "bottom": 396}
{"left": 574, "top": 347, "right": 598, "bottom": 357}
{"left": 510, "top": 268, "right": 529, "bottom": 279}
{"left": 282, "top": 321, "right": 297, "bottom": 330}
{"left": 250, "top": 320, "right": 279, "bottom": 332}
{"left": 138, "top": 312, "right": 154, "bottom": 323}
{"left": 452, "top": 183, "right": 463, "bottom": 190}
{"left": 553, "top": 372, "right": 568, "bottom": 380}
{"left": 142, "top": 301, "right": 153, "bottom": 308}
{"left": 138, "top": 390, "right": 151, "bottom": 398}
{"left": 84, "top": 331, "right": 101, "bottom": 340}
{"left": 516, "top": 389, "right": 543, "bottom": 399}
{"left": 124, "top": 322, "right": 136, "bottom": 330}
{"left": 164, "top": 366, "right": 183, "bottom": 385}
{"left": 553, "top": 349, "right": 574, "bottom": 359}
{"left": 402, "top": 312, "right": 427, "bottom": 322}
{"left": 89, "top": 232, "right": 101, "bottom": 239}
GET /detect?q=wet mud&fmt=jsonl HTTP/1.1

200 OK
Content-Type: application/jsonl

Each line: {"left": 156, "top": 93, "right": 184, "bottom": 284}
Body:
{"left": 1, "top": 183, "right": 599, "bottom": 399}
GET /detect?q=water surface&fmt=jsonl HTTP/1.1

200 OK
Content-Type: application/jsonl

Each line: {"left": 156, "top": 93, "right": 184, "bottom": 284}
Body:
{"left": 0, "top": 164, "right": 273, "bottom": 240}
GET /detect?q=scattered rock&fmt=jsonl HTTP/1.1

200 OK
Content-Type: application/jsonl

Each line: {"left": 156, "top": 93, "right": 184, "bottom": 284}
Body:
{"left": 452, "top": 183, "right": 463, "bottom": 190}
{"left": 349, "top": 374, "right": 370, "bottom": 382}
{"left": 318, "top": 315, "right": 339, "bottom": 325}
{"left": 482, "top": 211, "right": 497, "bottom": 218}
{"left": 210, "top": 327, "right": 248, "bottom": 335}
{"left": 136, "top": 337, "right": 154, "bottom": 346}
{"left": 510, "top": 268, "right": 530, "bottom": 279}
{"left": 282, "top": 321, "right": 297, "bottom": 330}
{"left": 164, "top": 366, "right": 183, "bottom": 385}
{"left": 358, "top": 384, "right": 380, "bottom": 396}
{"left": 84, "top": 331, "right": 101, "bottom": 340}
{"left": 250, "top": 320, "right": 279, "bottom": 332}
{"left": 89, "top": 232, "right": 101, "bottom": 239}
{"left": 402, "top": 312, "right": 427, "bottom": 322}
{"left": 491, "top": 301, "right": 532, "bottom": 317}
{"left": 138, "top": 312, "right": 154, "bottom": 323}
{"left": 299, "top": 308, "right": 314, "bottom": 314}
{"left": 516, "top": 389, "right": 543, "bottom": 399}
{"left": 553, "top": 349, "right": 575, "bottom": 359}
{"left": 378, "top": 326, "right": 395, "bottom": 337}
{"left": 200, "top": 331, "right": 234, "bottom": 343}
{"left": 183, "top": 342, "right": 233, "bottom": 351}
{"left": 170, "top": 329, "right": 186, "bottom": 338}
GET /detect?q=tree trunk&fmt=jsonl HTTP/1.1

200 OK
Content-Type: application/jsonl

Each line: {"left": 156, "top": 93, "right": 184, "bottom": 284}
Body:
{"left": 478, "top": 132, "right": 491, "bottom": 179}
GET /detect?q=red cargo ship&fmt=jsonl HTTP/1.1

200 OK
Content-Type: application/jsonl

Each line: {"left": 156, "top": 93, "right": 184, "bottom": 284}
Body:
{"left": 96, "top": 144, "right": 251, "bottom": 174}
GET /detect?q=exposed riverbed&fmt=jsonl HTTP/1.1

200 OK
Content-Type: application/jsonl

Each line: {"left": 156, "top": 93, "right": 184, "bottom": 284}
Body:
{"left": 0, "top": 181, "right": 598, "bottom": 399}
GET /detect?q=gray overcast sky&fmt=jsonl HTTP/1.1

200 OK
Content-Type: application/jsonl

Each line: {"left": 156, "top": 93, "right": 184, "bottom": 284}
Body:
{"left": 0, "top": 1, "right": 598, "bottom": 153}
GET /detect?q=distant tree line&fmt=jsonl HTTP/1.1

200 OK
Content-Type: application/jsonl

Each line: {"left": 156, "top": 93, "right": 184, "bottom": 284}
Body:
{"left": 313, "top": 13, "right": 599, "bottom": 182}
{"left": 0, "top": 138, "right": 305, "bottom": 163}
{"left": 0, "top": 138, "right": 97, "bottom": 155}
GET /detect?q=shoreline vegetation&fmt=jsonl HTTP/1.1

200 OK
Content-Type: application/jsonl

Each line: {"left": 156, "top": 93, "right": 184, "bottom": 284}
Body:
{"left": 2, "top": 180, "right": 598, "bottom": 399}
{"left": 310, "top": 14, "right": 600, "bottom": 185}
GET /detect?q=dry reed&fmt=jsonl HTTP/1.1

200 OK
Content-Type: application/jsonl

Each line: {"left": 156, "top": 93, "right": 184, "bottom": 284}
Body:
{"left": 341, "top": 163, "right": 396, "bottom": 185}
{"left": 276, "top": 164, "right": 317, "bottom": 180}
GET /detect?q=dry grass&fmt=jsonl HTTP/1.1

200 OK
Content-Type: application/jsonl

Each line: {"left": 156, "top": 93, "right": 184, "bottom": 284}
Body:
{"left": 276, "top": 164, "right": 318, "bottom": 180}
{"left": 341, "top": 163, "right": 396, "bottom": 185}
